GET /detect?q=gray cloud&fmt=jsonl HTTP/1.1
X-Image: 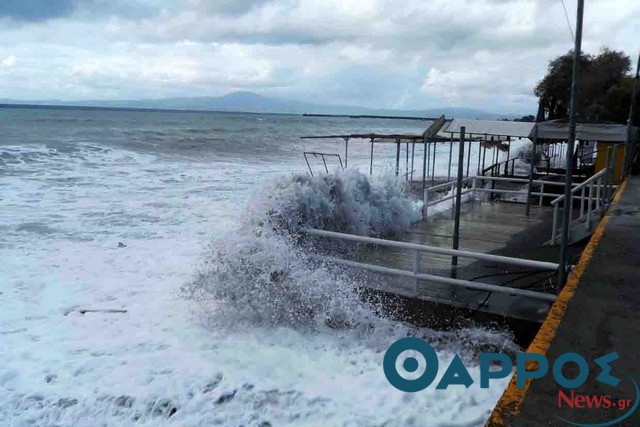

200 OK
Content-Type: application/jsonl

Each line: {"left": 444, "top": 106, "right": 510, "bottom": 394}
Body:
{"left": 0, "top": 0, "right": 637, "bottom": 114}
{"left": 0, "top": 0, "right": 75, "bottom": 22}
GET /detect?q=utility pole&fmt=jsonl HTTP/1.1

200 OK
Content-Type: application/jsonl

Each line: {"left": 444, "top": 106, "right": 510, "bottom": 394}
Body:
{"left": 451, "top": 127, "right": 465, "bottom": 279}
{"left": 526, "top": 102, "right": 545, "bottom": 216}
{"left": 559, "top": 0, "right": 584, "bottom": 285}
{"left": 624, "top": 52, "right": 640, "bottom": 175}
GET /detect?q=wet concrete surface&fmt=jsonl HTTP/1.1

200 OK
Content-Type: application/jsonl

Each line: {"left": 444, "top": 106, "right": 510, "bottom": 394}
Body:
{"left": 512, "top": 175, "right": 640, "bottom": 426}
{"left": 341, "top": 200, "right": 564, "bottom": 323}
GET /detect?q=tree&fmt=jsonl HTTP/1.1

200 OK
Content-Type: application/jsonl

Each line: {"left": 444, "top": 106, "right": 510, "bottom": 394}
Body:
{"left": 535, "top": 48, "right": 639, "bottom": 124}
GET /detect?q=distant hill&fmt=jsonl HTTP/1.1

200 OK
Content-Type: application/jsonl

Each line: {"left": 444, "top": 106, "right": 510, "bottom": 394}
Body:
{"left": 0, "top": 91, "right": 514, "bottom": 120}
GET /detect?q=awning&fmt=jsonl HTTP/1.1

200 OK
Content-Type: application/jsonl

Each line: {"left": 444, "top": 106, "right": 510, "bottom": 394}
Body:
{"left": 440, "top": 119, "right": 535, "bottom": 139}
{"left": 529, "top": 121, "right": 635, "bottom": 142}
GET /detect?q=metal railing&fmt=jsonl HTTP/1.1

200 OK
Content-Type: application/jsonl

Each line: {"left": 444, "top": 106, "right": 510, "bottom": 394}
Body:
{"left": 422, "top": 177, "right": 475, "bottom": 218}
{"left": 481, "top": 155, "right": 522, "bottom": 177}
{"left": 424, "top": 175, "right": 583, "bottom": 218}
{"left": 550, "top": 168, "right": 609, "bottom": 245}
{"left": 423, "top": 170, "right": 616, "bottom": 246}
{"left": 303, "top": 152, "right": 343, "bottom": 176}
{"left": 302, "top": 227, "right": 558, "bottom": 302}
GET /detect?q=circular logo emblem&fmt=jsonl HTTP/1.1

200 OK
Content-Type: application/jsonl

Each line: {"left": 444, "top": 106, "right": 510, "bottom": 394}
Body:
{"left": 383, "top": 337, "right": 439, "bottom": 392}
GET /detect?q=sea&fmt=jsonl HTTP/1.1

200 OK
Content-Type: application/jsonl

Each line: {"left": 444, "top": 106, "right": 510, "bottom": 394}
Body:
{"left": 0, "top": 106, "right": 517, "bottom": 426}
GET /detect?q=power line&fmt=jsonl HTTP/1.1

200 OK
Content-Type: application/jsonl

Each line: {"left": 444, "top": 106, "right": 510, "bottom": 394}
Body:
{"left": 560, "top": 0, "right": 575, "bottom": 43}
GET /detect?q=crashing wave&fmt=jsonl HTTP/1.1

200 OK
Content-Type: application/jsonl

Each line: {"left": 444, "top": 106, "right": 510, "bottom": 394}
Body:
{"left": 184, "top": 169, "right": 421, "bottom": 327}
{"left": 246, "top": 169, "right": 422, "bottom": 236}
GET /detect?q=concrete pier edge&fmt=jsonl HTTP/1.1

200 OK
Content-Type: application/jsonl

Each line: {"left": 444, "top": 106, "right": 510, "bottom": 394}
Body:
{"left": 485, "top": 179, "right": 629, "bottom": 427}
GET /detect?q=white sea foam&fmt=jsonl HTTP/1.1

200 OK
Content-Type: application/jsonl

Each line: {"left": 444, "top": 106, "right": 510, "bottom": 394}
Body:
{"left": 185, "top": 169, "right": 421, "bottom": 328}
{"left": 245, "top": 169, "right": 422, "bottom": 235}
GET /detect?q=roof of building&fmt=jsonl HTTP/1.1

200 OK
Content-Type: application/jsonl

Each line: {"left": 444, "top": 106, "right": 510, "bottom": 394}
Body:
{"left": 529, "top": 121, "right": 634, "bottom": 142}
{"left": 440, "top": 119, "right": 535, "bottom": 139}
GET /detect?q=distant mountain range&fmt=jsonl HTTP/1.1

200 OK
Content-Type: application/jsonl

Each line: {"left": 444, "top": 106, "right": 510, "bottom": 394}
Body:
{"left": 0, "top": 91, "right": 514, "bottom": 120}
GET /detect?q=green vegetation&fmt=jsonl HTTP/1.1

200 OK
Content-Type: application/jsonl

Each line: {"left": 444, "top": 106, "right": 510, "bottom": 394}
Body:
{"left": 535, "top": 48, "right": 639, "bottom": 124}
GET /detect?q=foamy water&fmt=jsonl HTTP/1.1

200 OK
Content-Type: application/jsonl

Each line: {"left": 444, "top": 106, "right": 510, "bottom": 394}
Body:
{"left": 0, "top": 108, "right": 518, "bottom": 426}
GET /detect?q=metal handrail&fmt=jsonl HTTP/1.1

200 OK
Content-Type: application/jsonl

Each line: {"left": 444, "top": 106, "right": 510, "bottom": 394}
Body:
{"left": 303, "top": 228, "right": 559, "bottom": 302}
{"left": 318, "top": 257, "right": 557, "bottom": 302}
{"left": 303, "top": 151, "right": 343, "bottom": 176}
{"left": 303, "top": 228, "right": 559, "bottom": 270}
{"left": 550, "top": 168, "right": 607, "bottom": 206}
{"left": 427, "top": 177, "right": 473, "bottom": 192}
{"left": 481, "top": 155, "right": 521, "bottom": 177}
{"left": 550, "top": 167, "right": 611, "bottom": 245}
{"left": 479, "top": 175, "right": 580, "bottom": 187}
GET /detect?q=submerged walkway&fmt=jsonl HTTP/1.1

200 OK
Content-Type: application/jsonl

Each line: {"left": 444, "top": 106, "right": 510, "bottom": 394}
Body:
{"left": 489, "top": 175, "right": 640, "bottom": 426}
{"left": 345, "top": 200, "right": 560, "bottom": 322}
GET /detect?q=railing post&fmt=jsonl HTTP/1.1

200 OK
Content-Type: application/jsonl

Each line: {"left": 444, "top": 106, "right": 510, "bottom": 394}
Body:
{"left": 604, "top": 147, "right": 612, "bottom": 205}
{"left": 596, "top": 176, "right": 602, "bottom": 215}
{"left": 423, "top": 188, "right": 429, "bottom": 219}
{"left": 539, "top": 182, "right": 544, "bottom": 206}
{"left": 471, "top": 177, "right": 477, "bottom": 199}
{"left": 552, "top": 202, "right": 559, "bottom": 245}
{"left": 580, "top": 186, "right": 585, "bottom": 219}
{"left": 344, "top": 137, "right": 349, "bottom": 168}
{"left": 447, "top": 135, "right": 453, "bottom": 181}
{"left": 421, "top": 136, "right": 428, "bottom": 207}
{"left": 586, "top": 181, "right": 593, "bottom": 231}
{"left": 451, "top": 184, "right": 456, "bottom": 219}
{"left": 526, "top": 127, "right": 537, "bottom": 217}
{"left": 413, "top": 250, "right": 420, "bottom": 295}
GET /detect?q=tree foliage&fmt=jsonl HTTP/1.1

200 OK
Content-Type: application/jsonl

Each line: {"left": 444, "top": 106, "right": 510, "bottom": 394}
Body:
{"left": 535, "top": 48, "right": 639, "bottom": 124}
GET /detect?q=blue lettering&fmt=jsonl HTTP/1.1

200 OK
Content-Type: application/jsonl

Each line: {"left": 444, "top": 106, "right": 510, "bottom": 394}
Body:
{"left": 480, "top": 353, "right": 513, "bottom": 389}
{"left": 553, "top": 353, "right": 588, "bottom": 388}
{"left": 516, "top": 352, "right": 549, "bottom": 388}
{"left": 436, "top": 355, "right": 474, "bottom": 389}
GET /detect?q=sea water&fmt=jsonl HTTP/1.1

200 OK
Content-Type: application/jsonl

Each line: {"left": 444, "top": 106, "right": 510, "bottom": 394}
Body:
{"left": 0, "top": 107, "right": 518, "bottom": 426}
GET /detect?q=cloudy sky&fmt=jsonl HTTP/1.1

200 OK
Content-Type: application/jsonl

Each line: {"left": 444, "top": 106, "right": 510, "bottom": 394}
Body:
{"left": 0, "top": 0, "right": 638, "bottom": 114}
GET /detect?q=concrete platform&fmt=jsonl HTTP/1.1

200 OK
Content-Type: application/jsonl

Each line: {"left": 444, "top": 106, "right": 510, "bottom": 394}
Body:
{"left": 318, "top": 200, "right": 563, "bottom": 322}
{"left": 488, "top": 175, "right": 640, "bottom": 426}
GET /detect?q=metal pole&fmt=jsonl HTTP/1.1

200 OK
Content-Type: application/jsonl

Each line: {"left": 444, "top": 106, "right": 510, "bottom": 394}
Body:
{"left": 559, "top": 0, "right": 584, "bottom": 286}
{"left": 395, "top": 138, "right": 400, "bottom": 176}
{"left": 422, "top": 136, "right": 428, "bottom": 218}
{"left": 452, "top": 126, "right": 465, "bottom": 279}
{"left": 612, "top": 144, "right": 619, "bottom": 183}
{"left": 482, "top": 142, "right": 487, "bottom": 175}
{"left": 477, "top": 138, "right": 483, "bottom": 174}
{"left": 586, "top": 181, "right": 593, "bottom": 231}
{"left": 369, "top": 138, "right": 374, "bottom": 175}
{"left": 411, "top": 141, "right": 416, "bottom": 181}
{"left": 405, "top": 141, "right": 409, "bottom": 180}
{"left": 344, "top": 138, "right": 349, "bottom": 168}
{"left": 305, "top": 154, "right": 314, "bottom": 177}
{"left": 447, "top": 134, "right": 453, "bottom": 181}
{"left": 526, "top": 127, "right": 537, "bottom": 216}
{"left": 431, "top": 141, "right": 437, "bottom": 184}
{"left": 604, "top": 146, "right": 612, "bottom": 206}
{"left": 596, "top": 177, "right": 602, "bottom": 213}
{"left": 624, "top": 52, "right": 639, "bottom": 175}
{"left": 427, "top": 142, "right": 431, "bottom": 181}
{"left": 527, "top": 103, "right": 544, "bottom": 216}
{"left": 466, "top": 136, "right": 472, "bottom": 177}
